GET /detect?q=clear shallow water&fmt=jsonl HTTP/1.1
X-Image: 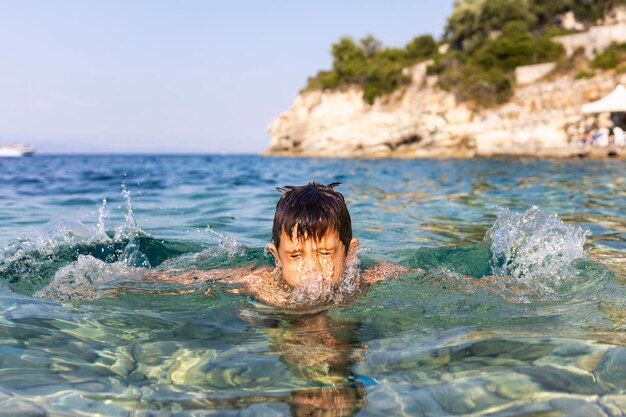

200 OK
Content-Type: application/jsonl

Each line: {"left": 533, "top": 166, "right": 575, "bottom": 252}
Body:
{"left": 0, "top": 155, "right": 624, "bottom": 416}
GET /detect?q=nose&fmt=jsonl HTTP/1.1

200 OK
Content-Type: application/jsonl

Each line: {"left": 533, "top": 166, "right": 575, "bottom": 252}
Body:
{"left": 303, "top": 253, "right": 322, "bottom": 272}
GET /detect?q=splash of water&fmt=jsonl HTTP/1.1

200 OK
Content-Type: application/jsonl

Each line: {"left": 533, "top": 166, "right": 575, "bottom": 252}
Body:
{"left": 336, "top": 251, "right": 362, "bottom": 302}
{"left": 1, "top": 186, "right": 155, "bottom": 299}
{"left": 2, "top": 187, "right": 142, "bottom": 265}
{"left": 117, "top": 187, "right": 150, "bottom": 268}
{"left": 487, "top": 206, "right": 588, "bottom": 299}
{"left": 34, "top": 255, "right": 137, "bottom": 302}
{"left": 204, "top": 225, "right": 245, "bottom": 257}
{"left": 289, "top": 267, "right": 329, "bottom": 304}
{"left": 288, "top": 252, "right": 362, "bottom": 306}
{"left": 95, "top": 197, "right": 111, "bottom": 242}
{"left": 114, "top": 184, "right": 144, "bottom": 240}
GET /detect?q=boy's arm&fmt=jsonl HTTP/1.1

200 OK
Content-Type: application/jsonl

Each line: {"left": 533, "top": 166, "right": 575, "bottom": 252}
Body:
{"left": 361, "top": 262, "right": 423, "bottom": 285}
{"left": 134, "top": 266, "right": 296, "bottom": 306}
{"left": 137, "top": 265, "right": 257, "bottom": 286}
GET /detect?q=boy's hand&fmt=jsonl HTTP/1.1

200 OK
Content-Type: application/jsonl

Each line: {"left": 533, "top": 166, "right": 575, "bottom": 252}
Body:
{"left": 361, "top": 262, "right": 422, "bottom": 285}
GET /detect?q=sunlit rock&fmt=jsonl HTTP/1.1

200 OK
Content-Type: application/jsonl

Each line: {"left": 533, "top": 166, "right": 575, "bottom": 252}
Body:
{"left": 267, "top": 60, "right": 626, "bottom": 158}
{"left": 595, "top": 348, "right": 626, "bottom": 391}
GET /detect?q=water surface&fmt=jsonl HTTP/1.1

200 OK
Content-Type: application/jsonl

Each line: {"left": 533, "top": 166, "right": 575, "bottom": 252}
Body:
{"left": 0, "top": 155, "right": 624, "bottom": 416}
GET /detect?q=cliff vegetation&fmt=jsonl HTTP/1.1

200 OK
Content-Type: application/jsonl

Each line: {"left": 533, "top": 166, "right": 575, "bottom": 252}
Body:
{"left": 305, "top": 0, "right": 626, "bottom": 107}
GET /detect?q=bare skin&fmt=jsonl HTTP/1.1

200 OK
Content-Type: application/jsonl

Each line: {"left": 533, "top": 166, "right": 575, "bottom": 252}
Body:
{"left": 266, "top": 228, "right": 359, "bottom": 289}
{"left": 137, "top": 227, "right": 525, "bottom": 307}
{"left": 138, "top": 228, "right": 419, "bottom": 308}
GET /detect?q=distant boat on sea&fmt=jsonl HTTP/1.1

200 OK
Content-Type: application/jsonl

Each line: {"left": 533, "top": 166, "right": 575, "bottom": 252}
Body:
{"left": 0, "top": 143, "right": 35, "bottom": 157}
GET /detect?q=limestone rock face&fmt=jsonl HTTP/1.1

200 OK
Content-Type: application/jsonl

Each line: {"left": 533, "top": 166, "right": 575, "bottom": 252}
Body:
{"left": 266, "top": 61, "right": 626, "bottom": 158}
{"left": 554, "top": 23, "right": 626, "bottom": 60}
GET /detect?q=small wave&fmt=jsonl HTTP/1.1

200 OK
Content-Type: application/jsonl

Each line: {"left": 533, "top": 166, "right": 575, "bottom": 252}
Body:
{"left": 205, "top": 225, "right": 245, "bottom": 258}
{"left": 0, "top": 187, "right": 199, "bottom": 296}
{"left": 3, "top": 188, "right": 139, "bottom": 263}
{"left": 33, "top": 255, "right": 137, "bottom": 302}
{"left": 487, "top": 206, "right": 589, "bottom": 300}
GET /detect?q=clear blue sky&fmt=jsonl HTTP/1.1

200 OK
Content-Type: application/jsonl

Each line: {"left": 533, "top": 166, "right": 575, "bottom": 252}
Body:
{"left": 0, "top": 1, "right": 454, "bottom": 153}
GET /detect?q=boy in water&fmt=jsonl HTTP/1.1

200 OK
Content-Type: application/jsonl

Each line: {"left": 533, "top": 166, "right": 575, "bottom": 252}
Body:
{"left": 152, "top": 182, "right": 410, "bottom": 308}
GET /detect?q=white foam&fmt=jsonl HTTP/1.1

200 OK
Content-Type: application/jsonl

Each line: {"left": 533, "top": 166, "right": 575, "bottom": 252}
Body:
{"left": 34, "top": 255, "right": 137, "bottom": 302}
{"left": 114, "top": 185, "right": 145, "bottom": 240}
{"left": 2, "top": 186, "right": 153, "bottom": 301}
{"left": 487, "top": 206, "right": 588, "bottom": 299}
{"left": 2, "top": 187, "right": 143, "bottom": 264}
{"left": 288, "top": 252, "right": 362, "bottom": 306}
{"left": 204, "top": 226, "right": 245, "bottom": 258}
{"left": 95, "top": 197, "right": 112, "bottom": 242}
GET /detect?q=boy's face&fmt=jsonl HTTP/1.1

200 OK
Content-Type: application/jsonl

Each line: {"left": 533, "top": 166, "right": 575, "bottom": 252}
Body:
{"left": 267, "top": 227, "right": 358, "bottom": 289}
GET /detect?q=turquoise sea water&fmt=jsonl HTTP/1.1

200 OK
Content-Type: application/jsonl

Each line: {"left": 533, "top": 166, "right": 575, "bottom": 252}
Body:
{"left": 0, "top": 155, "right": 624, "bottom": 416}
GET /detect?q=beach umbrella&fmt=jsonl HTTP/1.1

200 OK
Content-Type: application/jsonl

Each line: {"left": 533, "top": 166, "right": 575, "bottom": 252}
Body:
{"left": 582, "top": 84, "right": 626, "bottom": 113}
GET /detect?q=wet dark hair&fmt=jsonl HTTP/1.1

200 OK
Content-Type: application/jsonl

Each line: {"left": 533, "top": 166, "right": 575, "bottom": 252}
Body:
{"left": 272, "top": 182, "right": 352, "bottom": 253}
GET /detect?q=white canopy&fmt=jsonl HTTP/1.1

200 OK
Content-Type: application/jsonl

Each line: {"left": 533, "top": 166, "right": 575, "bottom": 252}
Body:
{"left": 582, "top": 84, "right": 626, "bottom": 114}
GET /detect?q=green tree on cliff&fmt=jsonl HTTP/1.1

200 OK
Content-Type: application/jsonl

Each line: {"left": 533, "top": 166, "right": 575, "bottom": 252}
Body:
{"left": 445, "top": 0, "right": 536, "bottom": 52}
{"left": 305, "top": 0, "right": 625, "bottom": 107}
{"left": 305, "top": 34, "right": 437, "bottom": 104}
{"left": 332, "top": 37, "right": 366, "bottom": 83}
{"left": 436, "top": 0, "right": 565, "bottom": 107}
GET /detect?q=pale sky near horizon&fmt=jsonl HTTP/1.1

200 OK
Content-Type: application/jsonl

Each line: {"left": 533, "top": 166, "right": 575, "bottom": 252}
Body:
{"left": 0, "top": 1, "right": 454, "bottom": 154}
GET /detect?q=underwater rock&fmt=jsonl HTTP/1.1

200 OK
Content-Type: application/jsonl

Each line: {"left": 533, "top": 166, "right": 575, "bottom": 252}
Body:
{"left": 548, "top": 398, "right": 607, "bottom": 417}
{"left": 469, "top": 339, "right": 532, "bottom": 358}
{"left": 599, "top": 394, "right": 626, "bottom": 416}
{"left": 433, "top": 347, "right": 451, "bottom": 365}
{"left": 577, "top": 349, "right": 606, "bottom": 373}
{"left": 366, "top": 383, "right": 443, "bottom": 416}
{"left": 398, "top": 388, "right": 446, "bottom": 416}
{"left": 595, "top": 348, "right": 626, "bottom": 391}
{"left": 429, "top": 382, "right": 506, "bottom": 415}
{"left": 471, "top": 339, "right": 554, "bottom": 361}
{"left": 130, "top": 343, "right": 219, "bottom": 385}
{"left": 132, "top": 341, "right": 184, "bottom": 367}
{"left": 240, "top": 403, "right": 290, "bottom": 417}
{"left": 448, "top": 359, "right": 512, "bottom": 377}
{"left": 429, "top": 385, "right": 477, "bottom": 414}
{"left": 533, "top": 354, "right": 598, "bottom": 380}
{"left": 0, "top": 398, "right": 46, "bottom": 417}
{"left": 485, "top": 373, "right": 541, "bottom": 400}
{"left": 94, "top": 345, "right": 136, "bottom": 378}
{"left": 520, "top": 365, "right": 606, "bottom": 395}
{"left": 478, "top": 399, "right": 604, "bottom": 417}
{"left": 70, "top": 381, "right": 111, "bottom": 393}
{"left": 553, "top": 341, "right": 593, "bottom": 357}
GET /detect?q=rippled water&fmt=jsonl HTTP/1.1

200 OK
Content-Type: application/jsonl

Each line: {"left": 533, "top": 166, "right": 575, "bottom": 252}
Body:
{"left": 0, "top": 155, "right": 624, "bottom": 417}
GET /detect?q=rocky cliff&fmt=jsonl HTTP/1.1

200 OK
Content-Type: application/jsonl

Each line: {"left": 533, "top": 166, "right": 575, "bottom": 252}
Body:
{"left": 266, "top": 61, "right": 624, "bottom": 158}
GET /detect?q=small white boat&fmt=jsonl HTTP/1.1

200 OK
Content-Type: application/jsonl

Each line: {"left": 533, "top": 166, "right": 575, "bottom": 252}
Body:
{"left": 0, "top": 143, "right": 36, "bottom": 157}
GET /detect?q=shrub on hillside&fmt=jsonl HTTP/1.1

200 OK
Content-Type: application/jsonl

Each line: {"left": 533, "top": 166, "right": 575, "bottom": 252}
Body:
{"left": 305, "top": 34, "right": 437, "bottom": 104}
{"left": 445, "top": 0, "right": 537, "bottom": 52}
{"left": 406, "top": 35, "right": 438, "bottom": 61}
{"left": 575, "top": 69, "right": 594, "bottom": 79}
{"left": 471, "top": 22, "right": 564, "bottom": 71}
{"left": 304, "top": 0, "right": 624, "bottom": 107}
{"left": 591, "top": 42, "right": 626, "bottom": 69}
{"left": 436, "top": 20, "right": 563, "bottom": 106}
